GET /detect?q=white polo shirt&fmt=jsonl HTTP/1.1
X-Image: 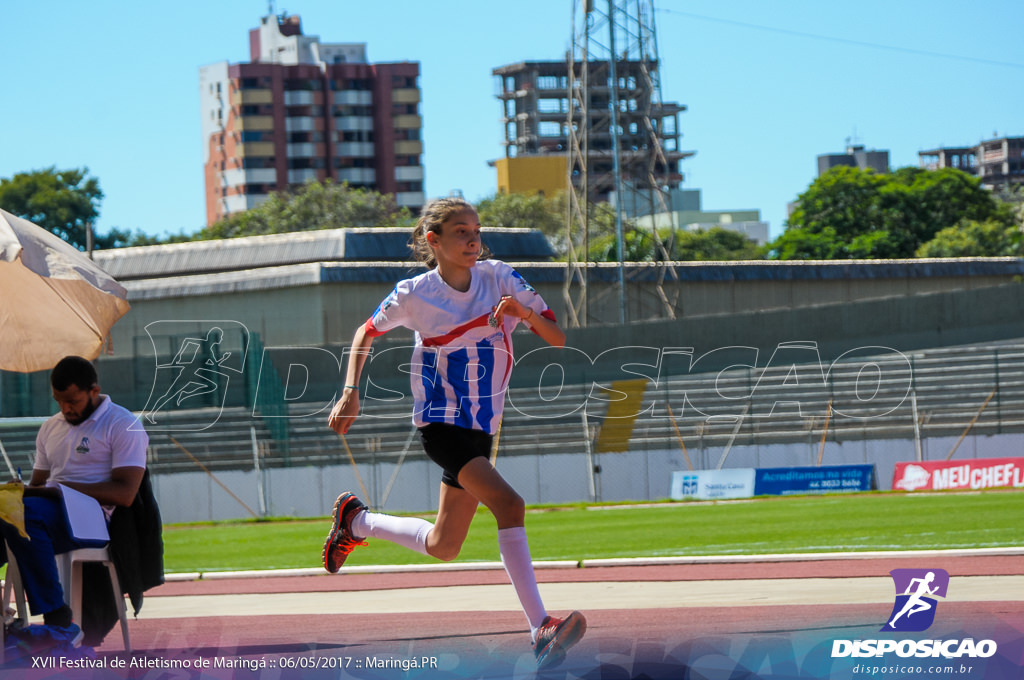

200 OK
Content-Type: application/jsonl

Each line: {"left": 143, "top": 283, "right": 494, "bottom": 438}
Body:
{"left": 34, "top": 395, "right": 148, "bottom": 485}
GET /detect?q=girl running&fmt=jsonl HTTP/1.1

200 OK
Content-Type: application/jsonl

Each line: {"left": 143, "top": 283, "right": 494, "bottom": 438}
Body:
{"left": 323, "top": 197, "right": 585, "bottom": 669}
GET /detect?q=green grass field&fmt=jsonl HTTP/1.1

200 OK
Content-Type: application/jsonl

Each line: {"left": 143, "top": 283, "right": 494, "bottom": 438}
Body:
{"left": 162, "top": 490, "right": 1024, "bottom": 573}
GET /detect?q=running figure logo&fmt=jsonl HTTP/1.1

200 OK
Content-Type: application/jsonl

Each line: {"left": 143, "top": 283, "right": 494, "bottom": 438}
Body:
{"left": 881, "top": 568, "right": 950, "bottom": 632}
{"left": 139, "top": 321, "right": 249, "bottom": 431}
{"left": 146, "top": 327, "right": 232, "bottom": 423}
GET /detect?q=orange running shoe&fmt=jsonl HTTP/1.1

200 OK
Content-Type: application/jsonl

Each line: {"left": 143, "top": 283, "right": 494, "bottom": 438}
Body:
{"left": 322, "top": 491, "right": 368, "bottom": 573}
{"left": 533, "top": 610, "right": 587, "bottom": 669}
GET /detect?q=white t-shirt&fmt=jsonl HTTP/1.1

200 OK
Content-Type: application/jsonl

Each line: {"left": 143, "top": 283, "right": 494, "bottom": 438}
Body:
{"left": 365, "top": 259, "right": 553, "bottom": 434}
{"left": 34, "top": 395, "right": 149, "bottom": 485}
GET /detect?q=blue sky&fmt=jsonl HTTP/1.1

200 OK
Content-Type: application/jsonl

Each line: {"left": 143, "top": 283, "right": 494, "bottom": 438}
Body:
{"left": 3, "top": 1, "right": 1022, "bottom": 242}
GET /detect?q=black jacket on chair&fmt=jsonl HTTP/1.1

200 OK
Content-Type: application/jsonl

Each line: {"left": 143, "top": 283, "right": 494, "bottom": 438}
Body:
{"left": 80, "top": 469, "right": 165, "bottom": 646}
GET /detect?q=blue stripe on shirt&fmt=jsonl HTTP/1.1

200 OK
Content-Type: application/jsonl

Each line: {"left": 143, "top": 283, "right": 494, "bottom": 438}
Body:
{"left": 421, "top": 350, "right": 444, "bottom": 422}
{"left": 475, "top": 341, "right": 495, "bottom": 432}
{"left": 445, "top": 348, "right": 473, "bottom": 430}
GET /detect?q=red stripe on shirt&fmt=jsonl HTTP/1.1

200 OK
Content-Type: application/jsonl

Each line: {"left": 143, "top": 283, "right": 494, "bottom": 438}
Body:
{"left": 527, "top": 308, "right": 557, "bottom": 337}
{"left": 421, "top": 313, "right": 493, "bottom": 347}
{"left": 364, "top": 319, "right": 387, "bottom": 338}
{"left": 501, "top": 329, "right": 514, "bottom": 386}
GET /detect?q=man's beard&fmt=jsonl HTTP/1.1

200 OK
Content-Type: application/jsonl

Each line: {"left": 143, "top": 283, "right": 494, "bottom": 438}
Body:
{"left": 65, "top": 397, "right": 99, "bottom": 426}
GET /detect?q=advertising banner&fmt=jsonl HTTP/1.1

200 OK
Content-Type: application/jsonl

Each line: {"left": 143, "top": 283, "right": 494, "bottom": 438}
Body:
{"left": 893, "top": 457, "right": 1024, "bottom": 492}
{"left": 754, "top": 465, "right": 876, "bottom": 496}
{"left": 669, "top": 468, "right": 755, "bottom": 500}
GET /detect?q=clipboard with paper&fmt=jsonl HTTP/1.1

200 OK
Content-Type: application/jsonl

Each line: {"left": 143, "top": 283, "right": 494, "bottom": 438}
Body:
{"left": 57, "top": 483, "right": 109, "bottom": 546}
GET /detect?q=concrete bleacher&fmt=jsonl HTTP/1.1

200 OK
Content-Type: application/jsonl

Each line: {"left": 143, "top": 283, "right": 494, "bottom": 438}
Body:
{"left": 0, "top": 408, "right": 278, "bottom": 475}
{"left": 142, "top": 408, "right": 279, "bottom": 473}
{"left": 640, "top": 342, "right": 1024, "bottom": 449}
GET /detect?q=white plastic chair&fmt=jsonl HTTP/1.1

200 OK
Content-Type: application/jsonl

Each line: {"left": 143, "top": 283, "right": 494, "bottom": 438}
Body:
{"left": 2, "top": 541, "right": 131, "bottom": 652}
{"left": 2, "top": 541, "right": 31, "bottom": 663}
{"left": 2, "top": 541, "right": 30, "bottom": 624}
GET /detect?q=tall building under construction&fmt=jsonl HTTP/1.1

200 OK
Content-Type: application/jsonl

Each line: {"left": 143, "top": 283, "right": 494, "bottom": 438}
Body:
{"left": 199, "top": 13, "right": 424, "bottom": 225}
{"left": 494, "top": 1, "right": 695, "bottom": 327}
{"left": 919, "top": 135, "right": 1024, "bottom": 190}
{"left": 492, "top": 58, "right": 691, "bottom": 205}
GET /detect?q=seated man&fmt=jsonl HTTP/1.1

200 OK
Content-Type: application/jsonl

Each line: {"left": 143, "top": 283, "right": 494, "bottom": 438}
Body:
{"left": 1, "top": 356, "right": 148, "bottom": 640}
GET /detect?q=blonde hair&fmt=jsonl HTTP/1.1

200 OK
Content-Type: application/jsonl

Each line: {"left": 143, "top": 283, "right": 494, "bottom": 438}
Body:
{"left": 409, "top": 197, "right": 490, "bottom": 268}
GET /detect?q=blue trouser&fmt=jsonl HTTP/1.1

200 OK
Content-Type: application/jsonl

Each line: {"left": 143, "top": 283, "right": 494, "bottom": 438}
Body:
{"left": 1, "top": 496, "right": 91, "bottom": 616}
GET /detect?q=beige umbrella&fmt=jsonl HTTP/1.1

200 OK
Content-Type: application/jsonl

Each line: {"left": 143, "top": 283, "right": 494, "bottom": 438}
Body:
{"left": 0, "top": 208, "right": 130, "bottom": 373}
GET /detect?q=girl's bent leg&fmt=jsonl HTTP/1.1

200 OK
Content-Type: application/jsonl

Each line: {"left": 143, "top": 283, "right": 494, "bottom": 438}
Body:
{"left": 423, "top": 482, "right": 479, "bottom": 561}
{"left": 456, "top": 458, "right": 547, "bottom": 636}
{"left": 347, "top": 481, "right": 479, "bottom": 562}
{"left": 455, "top": 457, "right": 525, "bottom": 529}
{"left": 350, "top": 507, "right": 433, "bottom": 556}
{"left": 497, "top": 525, "right": 548, "bottom": 637}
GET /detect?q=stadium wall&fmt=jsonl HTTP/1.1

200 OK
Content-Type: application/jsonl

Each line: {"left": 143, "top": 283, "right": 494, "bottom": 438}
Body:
{"left": 150, "top": 431, "right": 1024, "bottom": 523}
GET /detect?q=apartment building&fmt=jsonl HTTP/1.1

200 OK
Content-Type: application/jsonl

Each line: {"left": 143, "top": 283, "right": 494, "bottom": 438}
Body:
{"left": 199, "top": 13, "right": 424, "bottom": 225}
{"left": 817, "top": 144, "right": 890, "bottom": 177}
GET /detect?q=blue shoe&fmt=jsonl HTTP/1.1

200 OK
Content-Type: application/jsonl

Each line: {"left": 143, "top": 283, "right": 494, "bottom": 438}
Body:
{"left": 52, "top": 623, "right": 84, "bottom": 648}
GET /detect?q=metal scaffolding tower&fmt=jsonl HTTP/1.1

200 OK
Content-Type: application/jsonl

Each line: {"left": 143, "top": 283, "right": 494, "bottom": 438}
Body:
{"left": 563, "top": 0, "right": 687, "bottom": 327}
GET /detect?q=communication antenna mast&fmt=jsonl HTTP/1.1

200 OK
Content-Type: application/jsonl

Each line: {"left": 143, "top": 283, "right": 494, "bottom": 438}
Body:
{"left": 564, "top": 0, "right": 688, "bottom": 327}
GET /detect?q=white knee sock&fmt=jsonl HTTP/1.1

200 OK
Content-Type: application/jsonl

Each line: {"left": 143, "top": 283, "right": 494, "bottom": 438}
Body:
{"left": 350, "top": 509, "right": 432, "bottom": 556}
{"left": 498, "top": 526, "right": 548, "bottom": 640}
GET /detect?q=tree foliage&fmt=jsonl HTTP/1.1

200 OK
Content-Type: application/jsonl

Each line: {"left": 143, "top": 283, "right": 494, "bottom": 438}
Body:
{"left": 770, "top": 166, "right": 1008, "bottom": 259}
{"left": 674, "top": 227, "right": 764, "bottom": 260}
{"left": 590, "top": 226, "right": 762, "bottom": 262}
{"left": 478, "top": 191, "right": 693, "bottom": 260}
{"left": 0, "top": 167, "right": 107, "bottom": 249}
{"left": 916, "top": 219, "right": 1021, "bottom": 258}
{"left": 589, "top": 227, "right": 656, "bottom": 262}
{"left": 994, "top": 184, "right": 1024, "bottom": 231}
{"left": 477, "top": 191, "right": 565, "bottom": 236}
{"left": 199, "top": 180, "right": 415, "bottom": 240}
{"left": 478, "top": 191, "right": 764, "bottom": 261}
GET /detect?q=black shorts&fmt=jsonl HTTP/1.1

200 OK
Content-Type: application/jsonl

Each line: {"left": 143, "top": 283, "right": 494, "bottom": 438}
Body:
{"left": 418, "top": 422, "right": 493, "bottom": 489}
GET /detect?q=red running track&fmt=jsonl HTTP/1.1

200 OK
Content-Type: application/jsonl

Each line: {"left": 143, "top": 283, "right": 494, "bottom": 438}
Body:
{"left": 66, "top": 553, "right": 1024, "bottom": 680}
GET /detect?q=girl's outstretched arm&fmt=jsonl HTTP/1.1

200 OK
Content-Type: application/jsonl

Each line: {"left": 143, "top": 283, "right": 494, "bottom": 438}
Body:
{"left": 328, "top": 323, "right": 376, "bottom": 435}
